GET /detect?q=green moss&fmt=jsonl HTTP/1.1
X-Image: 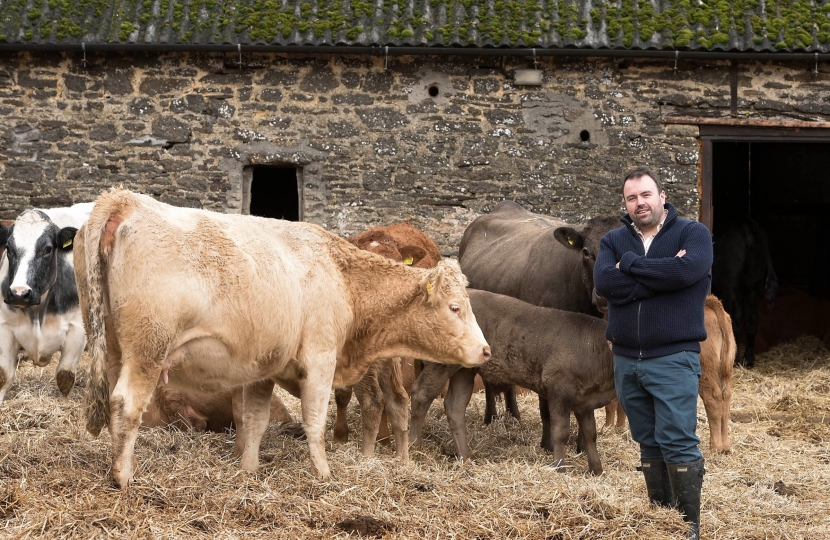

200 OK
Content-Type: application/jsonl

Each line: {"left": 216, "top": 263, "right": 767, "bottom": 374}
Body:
{"left": 119, "top": 21, "right": 134, "bottom": 40}
{"left": 2, "top": 0, "right": 829, "bottom": 50}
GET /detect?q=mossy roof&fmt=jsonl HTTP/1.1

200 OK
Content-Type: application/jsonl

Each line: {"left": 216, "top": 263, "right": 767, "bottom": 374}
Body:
{"left": 1, "top": 0, "right": 830, "bottom": 52}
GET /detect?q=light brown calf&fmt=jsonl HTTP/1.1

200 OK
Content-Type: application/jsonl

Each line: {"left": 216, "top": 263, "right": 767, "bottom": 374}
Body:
{"left": 75, "top": 189, "right": 490, "bottom": 487}
{"left": 333, "top": 222, "right": 442, "bottom": 452}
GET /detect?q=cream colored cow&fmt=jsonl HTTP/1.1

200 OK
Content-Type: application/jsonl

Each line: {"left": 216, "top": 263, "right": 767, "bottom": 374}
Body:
{"left": 75, "top": 189, "right": 490, "bottom": 487}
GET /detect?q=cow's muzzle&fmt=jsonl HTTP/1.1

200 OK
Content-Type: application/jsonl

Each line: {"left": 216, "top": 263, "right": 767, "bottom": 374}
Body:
{"left": 5, "top": 286, "right": 40, "bottom": 308}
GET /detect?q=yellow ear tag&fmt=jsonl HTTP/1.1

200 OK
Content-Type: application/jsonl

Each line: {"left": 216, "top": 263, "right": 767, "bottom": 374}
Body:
{"left": 568, "top": 238, "right": 575, "bottom": 246}
{"left": 426, "top": 281, "right": 433, "bottom": 295}
{"left": 62, "top": 239, "right": 72, "bottom": 248}
{"left": 403, "top": 256, "right": 414, "bottom": 266}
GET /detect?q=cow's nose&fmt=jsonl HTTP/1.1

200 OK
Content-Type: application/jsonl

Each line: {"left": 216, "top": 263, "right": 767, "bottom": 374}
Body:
{"left": 11, "top": 286, "right": 32, "bottom": 300}
{"left": 482, "top": 346, "right": 491, "bottom": 361}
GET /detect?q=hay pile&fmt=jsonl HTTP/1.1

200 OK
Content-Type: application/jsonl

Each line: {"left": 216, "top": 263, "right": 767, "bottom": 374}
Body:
{"left": 1, "top": 337, "right": 829, "bottom": 539}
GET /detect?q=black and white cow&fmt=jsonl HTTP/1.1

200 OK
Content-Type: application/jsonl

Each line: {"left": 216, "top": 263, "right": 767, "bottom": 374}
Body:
{"left": 0, "top": 203, "right": 92, "bottom": 402}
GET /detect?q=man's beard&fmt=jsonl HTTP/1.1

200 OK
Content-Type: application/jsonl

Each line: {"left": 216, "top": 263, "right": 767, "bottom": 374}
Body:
{"left": 633, "top": 204, "right": 662, "bottom": 229}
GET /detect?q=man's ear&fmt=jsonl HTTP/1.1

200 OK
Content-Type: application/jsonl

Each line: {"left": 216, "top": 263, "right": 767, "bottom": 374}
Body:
{"left": 58, "top": 227, "right": 78, "bottom": 251}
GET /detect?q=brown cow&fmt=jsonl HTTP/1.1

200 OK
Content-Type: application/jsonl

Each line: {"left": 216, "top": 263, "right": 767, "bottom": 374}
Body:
{"left": 411, "top": 289, "right": 616, "bottom": 475}
{"left": 333, "top": 222, "right": 442, "bottom": 451}
{"left": 603, "top": 295, "right": 735, "bottom": 452}
{"left": 75, "top": 189, "right": 490, "bottom": 487}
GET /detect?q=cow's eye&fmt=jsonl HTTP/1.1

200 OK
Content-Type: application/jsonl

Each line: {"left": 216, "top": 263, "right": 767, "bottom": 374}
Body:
{"left": 43, "top": 246, "right": 53, "bottom": 256}
{"left": 450, "top": 304, "right": 460, "bottom": 313}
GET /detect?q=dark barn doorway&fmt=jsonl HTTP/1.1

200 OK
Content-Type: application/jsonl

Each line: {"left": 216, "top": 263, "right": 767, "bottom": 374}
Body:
{"left": 703, "top": 127, "right": 830, "bottom": 353}
{"left": 246, "top": 166, "right": 301, "bottom": 221}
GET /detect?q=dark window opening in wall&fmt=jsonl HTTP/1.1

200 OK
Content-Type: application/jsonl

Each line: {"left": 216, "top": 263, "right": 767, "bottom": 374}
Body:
{"left": 580, "top": 130, "right": 590, "bottom": 142}
{"left": 249, "top": 166, "right": 300, "bottom": 221}
{"left": 428, "top": 85, "right": 439, "bottom": 97}
{"left": 713, "top": 141, "right": 830, "bottom": 298}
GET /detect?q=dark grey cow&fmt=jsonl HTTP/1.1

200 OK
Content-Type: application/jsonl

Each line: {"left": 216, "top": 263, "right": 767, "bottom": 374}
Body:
{"left": 0, "top": 203, "right": 92, "bottom": 402}
{"left": 409, "top": 289, "right": 616, "bottom": 475}
{"left": 712, "top": 215, "right": 778, "bottom": 368}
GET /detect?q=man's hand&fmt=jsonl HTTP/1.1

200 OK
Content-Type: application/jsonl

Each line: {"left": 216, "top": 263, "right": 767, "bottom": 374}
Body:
{"left": 615, "top": 261, "right": 620, "bottom": 269}
{"left": 676, "top": 249, "right": 686, "bottom": 257}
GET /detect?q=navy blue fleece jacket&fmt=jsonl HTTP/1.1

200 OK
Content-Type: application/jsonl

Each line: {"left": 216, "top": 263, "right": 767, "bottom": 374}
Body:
{"left": 593, "top": 203, "right": 713, "bottom": 359}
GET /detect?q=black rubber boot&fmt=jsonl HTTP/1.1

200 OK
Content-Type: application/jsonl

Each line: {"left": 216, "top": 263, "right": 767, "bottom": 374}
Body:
{"left": 638, "top": 459, "right": 676, "bottom": 508}
{"left": 667, "top": 459, "right": 705, "bottom": 540}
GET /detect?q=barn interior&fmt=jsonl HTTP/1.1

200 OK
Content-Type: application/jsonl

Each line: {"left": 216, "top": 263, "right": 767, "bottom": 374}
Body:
{"left": 712, "top": 140, "right": 830, "bottom": 352}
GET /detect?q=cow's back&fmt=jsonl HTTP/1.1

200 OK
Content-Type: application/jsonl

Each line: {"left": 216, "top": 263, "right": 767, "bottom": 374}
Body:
{"left": 468, "top": 289, "right": 611, "bottom": 391}
{"left": 459, "top": 201, "right": 587, "bottom": 311}
{"left": 90, "top": 192, "right": 350, "bottom": 387}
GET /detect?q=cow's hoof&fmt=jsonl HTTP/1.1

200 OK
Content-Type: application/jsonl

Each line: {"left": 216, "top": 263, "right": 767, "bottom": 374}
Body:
{"left": 312, "top": 467, "right": 331, "bottom": 481}
{"left": 111, "top": 465, "right": 134, "bottom": 489}
{"left": 56, "top": 370, "right": 75, "bottom": 397}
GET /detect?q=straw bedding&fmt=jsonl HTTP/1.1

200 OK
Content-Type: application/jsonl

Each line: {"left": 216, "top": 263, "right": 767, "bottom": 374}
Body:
{"left": 1, "top": 336, "right": 828, "bottom": 539}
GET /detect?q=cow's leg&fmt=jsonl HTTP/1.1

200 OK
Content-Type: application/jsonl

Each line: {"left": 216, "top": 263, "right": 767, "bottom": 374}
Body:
{"left": 743, "top": 294, "right": 759, "bottom": 368}
{"left": 231, "top": 388, "right": 246, "bottom": 457}
{"left": 108, "top": 355, "right": 162, "bottom": 487}
{"left": 504, "top": 385, "right": 521, "bottom": 421}
{"left": 376, "top": 359, "right": 409, "bottom": 462}
{"left": 443, "top": 368, "right": 476, "bottom": 460}
{"left": 539, "top": 396, "right": 552, "bottom": 451}
{"left": 0, "top": 331, "right": 19, "bottom": 403}
{"left": 615, "top": 401, "right": 628, "bottom": 428}
{"left": 483, "top": 383, "right": 499, "bottom": 424}
{"left": 332, "top": 387, "right": 353, "bottom": 444}
{"left": 239, "top": 379, "right": 276, "bottom": 472}
{"left": 410, "top": 362, "right": 458, "bottom": 445}
{"left": 55, "top": 323, "right": 86, "bottom": 398}
{"left": 725, "top": 296, "right": 745, "bottom": 367}
{"left": 547, "top": 395, "right": 572, "bottom": 472}
{"left": 353, "top": 369, "right": 384, "bottom": 457}
{"left": 377, "top": 410, "right": 392, "bottom": 446}
{"left": 299, "top": 352, "right": 337, "bottom": 480}
{"left": 604, "top": 399, "right": 618, "bottom": 429}
{"left": 574, "top": 408, "right": 602, "bottom": 475}
{"left": 700, "top": 377, "right": 732, "bottom": 453}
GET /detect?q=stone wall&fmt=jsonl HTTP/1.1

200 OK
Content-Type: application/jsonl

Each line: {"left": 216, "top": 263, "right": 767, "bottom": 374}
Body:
{"left": 1, "top": 51, "right": 826, "bottom": 254}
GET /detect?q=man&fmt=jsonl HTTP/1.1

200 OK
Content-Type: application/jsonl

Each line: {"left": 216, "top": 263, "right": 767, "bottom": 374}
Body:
{"left": 594, "top": 166, "right": 712, "bottom": 540}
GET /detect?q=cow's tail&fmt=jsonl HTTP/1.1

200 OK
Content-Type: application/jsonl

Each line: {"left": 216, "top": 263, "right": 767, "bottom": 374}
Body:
{"left": 712, "top": 296, "right": 736, "bottom": 389}
{"left": 82, "top": 188, "right": 131, "bottom": 437}
{"left": 388, "top": 357, "right": 408, "bottom": 403}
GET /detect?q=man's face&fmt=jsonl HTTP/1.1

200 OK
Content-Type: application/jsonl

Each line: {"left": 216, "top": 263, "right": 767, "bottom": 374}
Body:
{"left": 623, "top": 175, "right": 666, "bottom": 231}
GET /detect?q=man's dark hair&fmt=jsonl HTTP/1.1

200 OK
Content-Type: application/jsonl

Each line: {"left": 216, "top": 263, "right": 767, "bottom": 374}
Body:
{"left": 623, "top": 166, "right": 663, "bottom": 194}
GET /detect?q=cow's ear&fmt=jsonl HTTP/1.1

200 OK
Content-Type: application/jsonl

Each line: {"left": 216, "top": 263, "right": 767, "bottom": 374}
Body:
{"left": 58, "top": 227, "right": 79, "bottom": 251}
{"left": 553, "top": 226, "right": 584, "bottom": 250}
{"left": 0, "top": 225, "right": 8, "bottom": 249}
{"left": 399, "top": 245, "right": 427, "bottom": 267}
{"left": 423, "top": 266, "right": 447, "bottom": 305}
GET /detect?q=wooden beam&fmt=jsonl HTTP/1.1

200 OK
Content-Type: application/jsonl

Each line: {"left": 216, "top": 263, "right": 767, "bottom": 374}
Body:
{"left": 662, "top": 116, "right": 830, "bottom": 128}
{"left": 730, "top": 61, "right": 738, "bottom": 117}
{"left": 699, "top": 139, "right": 713, "bottom": 232}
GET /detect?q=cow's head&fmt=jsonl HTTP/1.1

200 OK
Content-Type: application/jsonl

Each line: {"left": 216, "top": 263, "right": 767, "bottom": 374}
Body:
{"left": 1, "top": 210, "right": 78, "bottom": 308}
{"left": 413, "top": 259, "right": 490, "bottom": 367}
{"left": 553, "top": 216, "right": 621, "bottom": 307}
{"left": 350, "top": 230, "right": 430, "bottom": 267}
